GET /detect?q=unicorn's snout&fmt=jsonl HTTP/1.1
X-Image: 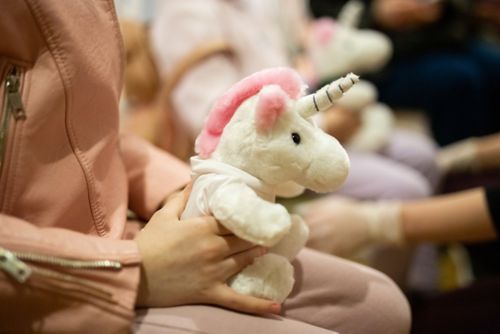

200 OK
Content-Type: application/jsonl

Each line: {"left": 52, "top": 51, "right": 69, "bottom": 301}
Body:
{"left": 298, "top": 133, "right": 350, "bottom": 193}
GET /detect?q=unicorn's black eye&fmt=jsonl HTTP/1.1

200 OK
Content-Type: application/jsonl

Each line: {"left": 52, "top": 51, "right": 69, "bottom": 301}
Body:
{"left": 291, "top": 132, "right": 301, "bottom": 145}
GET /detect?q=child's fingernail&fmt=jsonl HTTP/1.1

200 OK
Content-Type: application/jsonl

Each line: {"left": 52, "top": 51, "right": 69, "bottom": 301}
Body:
{"left": 271, "top": 303, "right": 281, "bottom": 314}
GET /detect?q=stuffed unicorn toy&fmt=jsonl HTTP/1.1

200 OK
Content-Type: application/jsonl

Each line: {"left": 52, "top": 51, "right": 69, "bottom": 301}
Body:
{"left": 181, "top": 67, "right": 358, "bottom": 302}
{"left": 334, "top": 80, "right": 395, "bottom": 152}
{"left": 308, "top": 0, "right": 392, "bottom": 82}
{"left": 307, "top": 1, "right": 396, "bottom": 152}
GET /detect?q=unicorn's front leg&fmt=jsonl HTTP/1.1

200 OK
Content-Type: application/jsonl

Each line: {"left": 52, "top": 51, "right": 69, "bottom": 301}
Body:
{"left": 271, "top": 214, "right": 309, "bottom": 261}
{"left": 209, "top": 180, "right": 291, "bottom": 247}
{"left": 209, "top": 180, "right": 296, "bottom": 302}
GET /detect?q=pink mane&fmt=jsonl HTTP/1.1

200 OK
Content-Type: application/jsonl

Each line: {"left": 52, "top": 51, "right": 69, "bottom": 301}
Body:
{"left": 195, "top": 67, "right": 304, "bottom": 158}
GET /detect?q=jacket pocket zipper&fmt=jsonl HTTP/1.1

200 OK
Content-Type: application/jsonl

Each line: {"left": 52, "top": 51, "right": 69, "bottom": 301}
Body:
{"left": 0, "top": 65, "right": 26, "bottom": 175}
{"left": 0, "top": 246, "right": 122, "bottom": 284}
{"left": 0, "top": 247, "right": 31, "bottom": 283}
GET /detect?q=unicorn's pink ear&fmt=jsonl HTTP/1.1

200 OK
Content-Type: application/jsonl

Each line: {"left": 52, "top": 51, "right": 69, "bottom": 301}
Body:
{"left": 255, "top": 85, "right": 288, "bottom": 132}
{"left": 312, "top": 18, "right": 337, "bottom": 45}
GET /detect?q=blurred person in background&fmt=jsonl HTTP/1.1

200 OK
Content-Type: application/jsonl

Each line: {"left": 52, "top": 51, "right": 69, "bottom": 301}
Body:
{"left": 148, "top": 0, "right": 440, "bottom": 202}
{"left": 309, "top": 0, "right": 500, "bottom": 146}
{"left": 298, "top": 132, "right": 500, "bottom": 333}
{"left": 300, "top": 185, "right": 500, "bottom": 333}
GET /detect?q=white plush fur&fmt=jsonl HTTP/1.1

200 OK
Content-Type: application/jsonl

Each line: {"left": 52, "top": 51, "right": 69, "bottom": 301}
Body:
{"left": 307, "top": 2, "right": 396, "bottom": 153}
{"left": 310, "top": 25, "right": 392, "bottom": 82}
{"left": 348, "top": 103, "right": 395, "bottom": 152}
{"left": 335, "top": 80, "right": 378, "bottom": 111}
{"left": 183, "top": 71, "right": 354, "bottom": 302}
{"left": 212, "top": 96, "right": 350, "bottom": 193}
{"left": 335, "top": 80, "right": 396, "bottom": 152}
{"left": 228, "top": 253, "right": 295, "bottom": 303}
{"left": 309, "top": 5, "right": 393, "bottom": 83}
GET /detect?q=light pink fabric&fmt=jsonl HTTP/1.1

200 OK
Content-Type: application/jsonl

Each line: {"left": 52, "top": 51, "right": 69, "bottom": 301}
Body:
{"left": 150, "top": 0, "right": 290, "bottom": 141}
{"left": 134, "top": 249, "right": 411, "bottom": 334}
{"left": 0, "top": 1, "right": 190, "bottom": 332}
{"left": 339, "top": 130, "right": 439, "bottom": 200}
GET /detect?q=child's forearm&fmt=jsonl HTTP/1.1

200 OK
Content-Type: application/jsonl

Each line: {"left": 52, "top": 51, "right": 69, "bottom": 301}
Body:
{"left": 401, "top": 188, "right": 497, "bottom": 244}
{"left": 477, "top": 133, "right": 500, "bottom": 170}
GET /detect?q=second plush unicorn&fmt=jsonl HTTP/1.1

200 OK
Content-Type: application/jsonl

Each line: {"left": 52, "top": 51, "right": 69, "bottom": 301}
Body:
{"left": 181, "top": 67, "right": 358, "bottom": 302}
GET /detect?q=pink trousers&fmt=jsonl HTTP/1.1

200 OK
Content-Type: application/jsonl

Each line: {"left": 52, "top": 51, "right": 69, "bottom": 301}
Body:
{"left": 339, "top": 130, "right": 440, "bottom": 200}
{"left": 133, "top": 248, "right": 411, "bottom": 333}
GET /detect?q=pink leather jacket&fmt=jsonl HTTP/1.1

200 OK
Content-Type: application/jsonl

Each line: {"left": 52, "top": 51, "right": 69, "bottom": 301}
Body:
{"left": 0, "top": 1, "right": 190, "bottom": 332}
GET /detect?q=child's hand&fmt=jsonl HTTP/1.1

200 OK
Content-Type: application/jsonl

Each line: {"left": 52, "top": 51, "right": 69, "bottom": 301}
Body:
{"left": 135, "top": 188, "right": 280, "bottom": 315}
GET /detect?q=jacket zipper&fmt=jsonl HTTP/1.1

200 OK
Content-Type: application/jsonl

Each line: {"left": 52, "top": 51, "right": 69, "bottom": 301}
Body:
{"left": 0, "top": 65, "right": 26, "bottom": 176}
{"left": 0, "top": 246, "right": 122, "bottom": 284}
{"left": 0, "top": 247, "right": 31, "bottom": 283}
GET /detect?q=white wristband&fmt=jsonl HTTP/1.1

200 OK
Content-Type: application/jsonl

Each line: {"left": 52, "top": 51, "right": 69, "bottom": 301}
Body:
{"left": 363, "top": 202, "right": 404, "bottom": 246}
{"left": 437, "top": 138, "right": 478, "bottom": 174}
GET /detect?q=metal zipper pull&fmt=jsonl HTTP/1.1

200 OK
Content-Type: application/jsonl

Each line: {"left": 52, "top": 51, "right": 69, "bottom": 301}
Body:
{"left": 0, "top": 66, "right": 25, "bottom": 172}
{"left": 12, "top": 251, "right": 123, "bottom": 270}
{"left": 0, "top": 247, "right": 32, "bottom": 283}
{"left": 5, "top": 67, "right": 26, "bottom": 120}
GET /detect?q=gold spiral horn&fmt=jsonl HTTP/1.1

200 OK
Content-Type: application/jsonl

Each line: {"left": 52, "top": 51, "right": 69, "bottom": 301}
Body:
{"left": 295, "top": 73, "right": 360, "bottom": 118}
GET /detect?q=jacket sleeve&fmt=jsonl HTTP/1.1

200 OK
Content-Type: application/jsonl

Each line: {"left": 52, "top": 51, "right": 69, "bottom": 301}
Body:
{"left": 0, "top": 213, "right": 142, "bottom": 333}
{"left": 120, "top": 134, "right": 191, "bottom": 220}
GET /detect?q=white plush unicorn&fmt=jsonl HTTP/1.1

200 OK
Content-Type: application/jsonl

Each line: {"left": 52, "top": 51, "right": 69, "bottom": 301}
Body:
{"left": 308, "top": 1, "right": 396, "bottom": 152}
{"left": 308, "top": 1, "right": 392, "bottom": 82}
{"left": 181, "top": 67, "right": 358, "bottom": 302}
